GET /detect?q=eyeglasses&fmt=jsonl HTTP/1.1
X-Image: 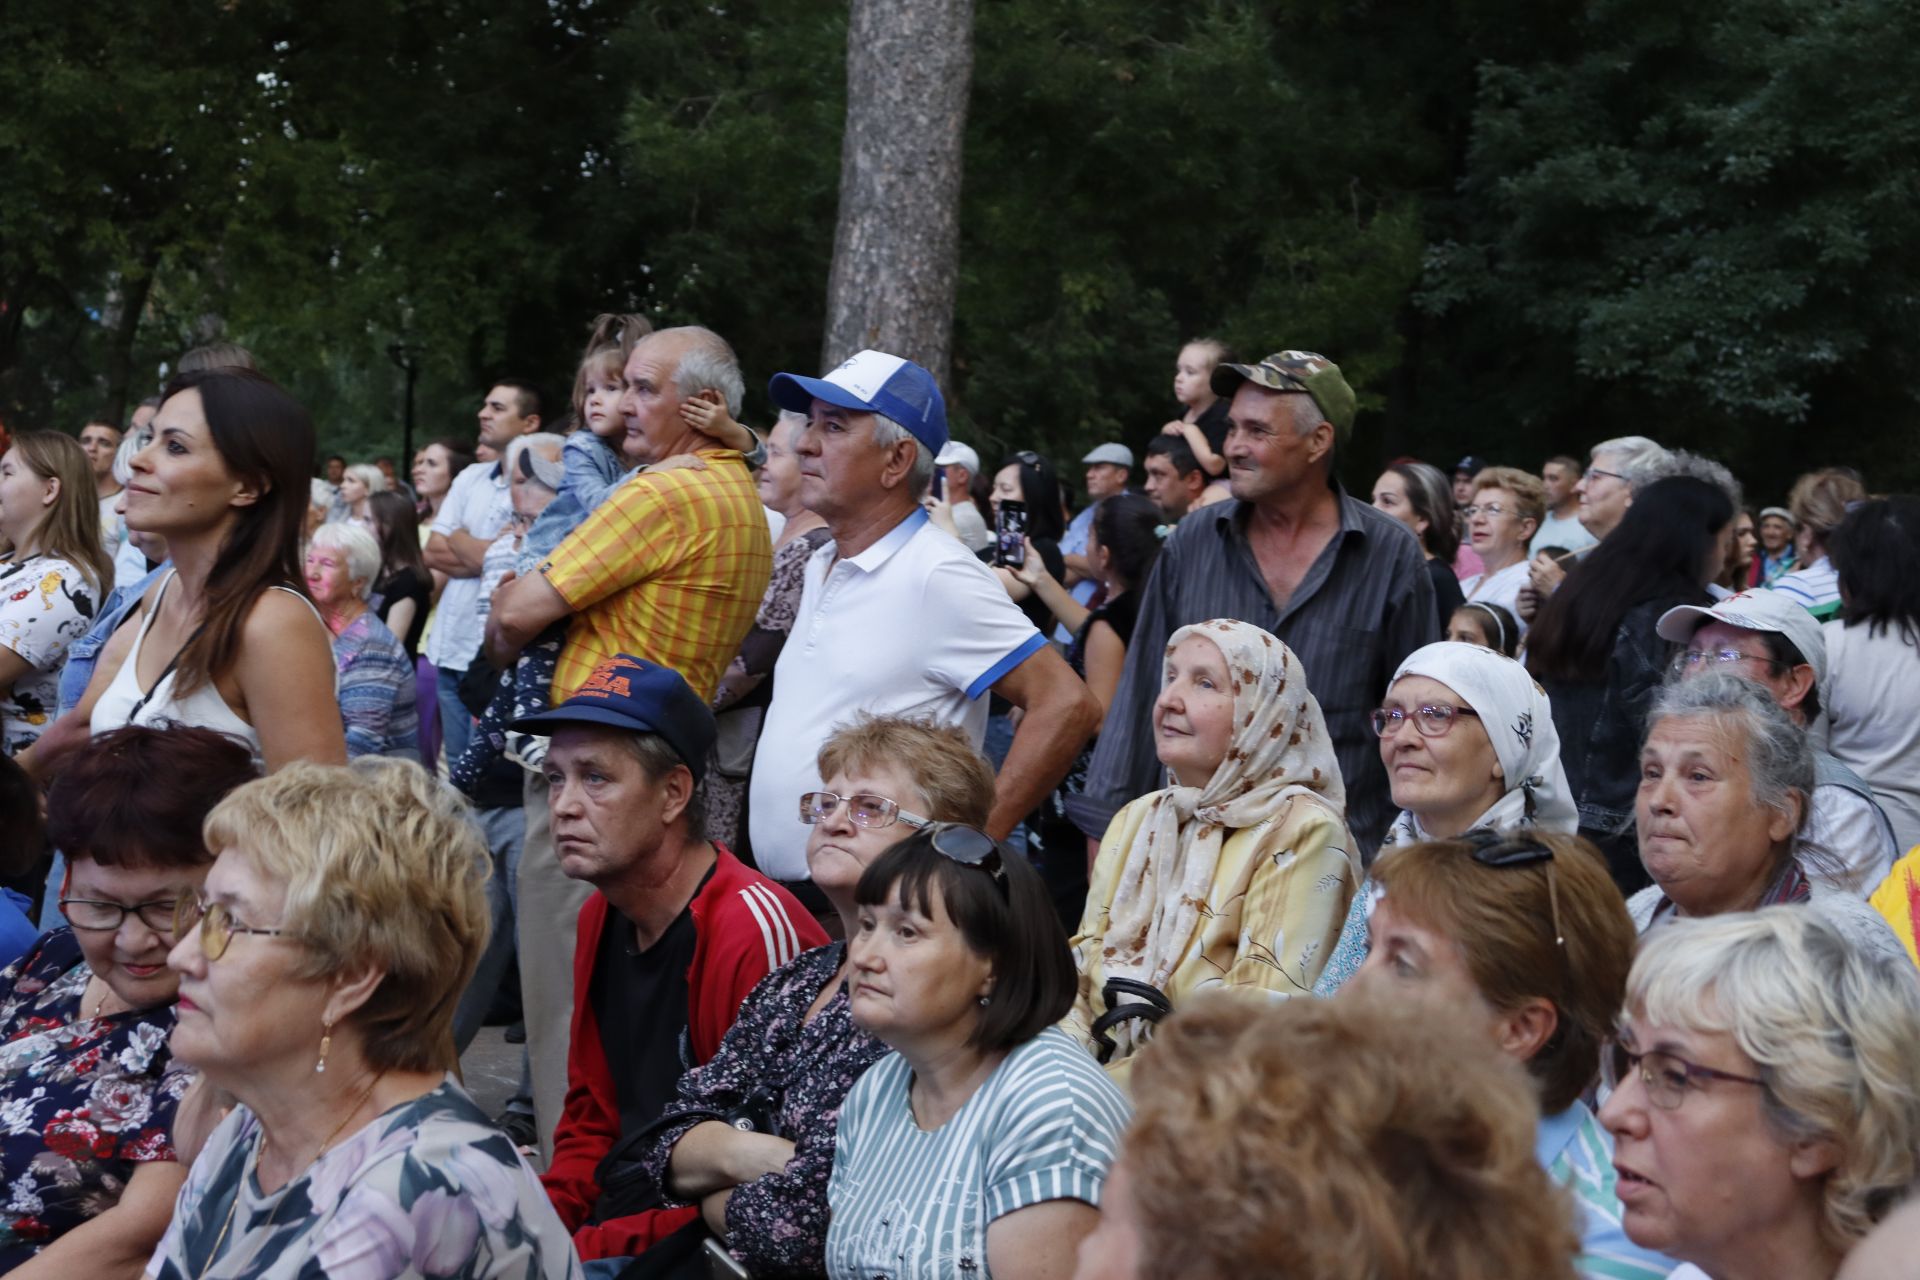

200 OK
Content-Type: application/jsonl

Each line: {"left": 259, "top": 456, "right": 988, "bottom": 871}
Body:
{"left": 1669, "top": 648, "right": 1791, "bottom": 677}
{"left": 799, "top": 791, "right": 931, "bottom": 831}
{"left": 59, "top": 897, "right": 182, "bottom": 933}
{"left": 1370, "top": 704, "right": 1481, "bottom": 738}
{"left": 1463, "top": 831, "right": 1564, "bottom": 948}
{"left": 1603, "top": 1041, "right": 1767, "bottom": 1111}
{"left": 172, "top": 896, "right": 290, "bottom": 963}
{"left": 927, "top": 823, "right": 1008, "bottom": 885}
{"left": 1461, "top": 503, "right": 1510, "bottom": 519}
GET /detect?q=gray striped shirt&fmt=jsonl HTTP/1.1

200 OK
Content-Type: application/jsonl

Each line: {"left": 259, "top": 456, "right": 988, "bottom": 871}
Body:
{"left": 825, "top": 1028, "right": 1129, "bottom": 1279}
{"left": 1069, "top": 491, "right": 1437, "bottom": 854}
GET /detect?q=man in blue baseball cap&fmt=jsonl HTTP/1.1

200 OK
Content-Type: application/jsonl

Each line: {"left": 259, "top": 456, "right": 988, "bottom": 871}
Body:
{"left": 513, "top": 654, "right": 825, "bottom": 1263}
{"left": 745, "top": 351, "right": 1100, "bottom": 898}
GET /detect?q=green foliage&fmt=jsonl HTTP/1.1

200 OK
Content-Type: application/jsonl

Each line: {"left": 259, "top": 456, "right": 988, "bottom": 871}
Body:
{"left": 4, "top": 0, "right": 1917, "bottom": 501}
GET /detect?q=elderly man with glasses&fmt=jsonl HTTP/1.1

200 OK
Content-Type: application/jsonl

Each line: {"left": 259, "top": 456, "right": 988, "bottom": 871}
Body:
{"left": 1656, "top": 589, "right": 1897, "bottom": 896}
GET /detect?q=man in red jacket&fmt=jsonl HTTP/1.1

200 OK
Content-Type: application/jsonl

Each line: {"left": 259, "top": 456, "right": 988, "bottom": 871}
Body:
{"left": 512, "top": 653, "right": 826, "bottom": 1265}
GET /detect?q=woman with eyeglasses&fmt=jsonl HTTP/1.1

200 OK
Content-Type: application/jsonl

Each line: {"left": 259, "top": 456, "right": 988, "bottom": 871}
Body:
{"left": 826, "top": 824, "right": 1129, "bottom": 1280}
{"left": 1315, "top": 640, "right": 1576, "bottom": 994}
{"left": 1459, "top": 466, "right": 1546, "bottom": 637}
{"left": 1344, "top": 830, "right": 1674, "bottom": 1278}
{"left": 1599, "top": 907, "right": 1920, "bottom": 1280}
{"left": 1629, "top": 673, "right": 1905, "bottom": 965}
{"left": 0, "top": 725, "right": 256, "bottom": 1274}
{"left": 1066, "top": 619, "right": 1357, "bottom": 1080}
{"left": 149, "top": 757, "right": 580, "bottom": 1280}
{"left": 619, "top": 715, "right": 995, "bottom": 1278}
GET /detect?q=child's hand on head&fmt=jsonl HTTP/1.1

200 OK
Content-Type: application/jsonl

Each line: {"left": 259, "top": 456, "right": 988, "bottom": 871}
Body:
{"left": 680, "top": 395, "right": 755, "bottom": 453}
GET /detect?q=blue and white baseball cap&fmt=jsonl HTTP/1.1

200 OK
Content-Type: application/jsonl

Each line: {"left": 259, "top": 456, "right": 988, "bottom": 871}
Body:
{"left": 767, "top": 350, "right": 949, "bottom": 454}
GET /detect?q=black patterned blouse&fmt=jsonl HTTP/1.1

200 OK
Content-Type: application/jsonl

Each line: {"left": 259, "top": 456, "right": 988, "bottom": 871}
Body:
{"left": 631, "top": 942, "right": 887, "bottom": 1277}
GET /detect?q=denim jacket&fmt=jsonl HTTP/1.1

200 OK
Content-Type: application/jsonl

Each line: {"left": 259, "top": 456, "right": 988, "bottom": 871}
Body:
{"left": 55, "top": 564, "right": 168, "bottom": 718}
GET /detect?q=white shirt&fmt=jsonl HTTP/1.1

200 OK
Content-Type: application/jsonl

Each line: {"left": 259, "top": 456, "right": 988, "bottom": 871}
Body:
{"left": 1461, "top": 557, "right": 1532, "bottom": 635}
{"left": 1815, "top": 620, "right": 1920, "bottom": 854}
{"left": 747, "top": 508, "right": 1046, "bottom": 880}
{"left": 426, "top": 462, "right": 513, "bottom": 670}
{"left": 1531, "top": 508, "right": 1597, "bottom": 556}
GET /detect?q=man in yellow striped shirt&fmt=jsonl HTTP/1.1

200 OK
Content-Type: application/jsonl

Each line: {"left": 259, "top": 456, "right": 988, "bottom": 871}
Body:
{"left": 483, "top": 323, "right": 772, "bottom": 1156}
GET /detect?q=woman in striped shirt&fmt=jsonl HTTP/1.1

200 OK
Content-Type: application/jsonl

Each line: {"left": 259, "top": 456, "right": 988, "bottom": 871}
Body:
{"left": 827, "top": 827, "right": 1130, "bottom": 1280}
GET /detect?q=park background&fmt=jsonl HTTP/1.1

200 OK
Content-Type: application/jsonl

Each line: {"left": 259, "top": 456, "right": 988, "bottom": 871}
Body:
{"left": 4, "top": 0, "right": 1917, "bottom": 502}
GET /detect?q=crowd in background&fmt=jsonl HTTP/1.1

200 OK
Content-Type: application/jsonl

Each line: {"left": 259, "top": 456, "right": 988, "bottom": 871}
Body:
{"left": 0, "top": 324, "right": 1911, "bottom": 1280}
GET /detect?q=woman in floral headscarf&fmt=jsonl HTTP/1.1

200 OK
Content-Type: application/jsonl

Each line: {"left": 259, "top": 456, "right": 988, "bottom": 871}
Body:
{"left": 1064, "top": 619, "right": 1357, "bottom": 1082}
{"left": 1315, "top": 640, "right": 1578, "bottom": 994}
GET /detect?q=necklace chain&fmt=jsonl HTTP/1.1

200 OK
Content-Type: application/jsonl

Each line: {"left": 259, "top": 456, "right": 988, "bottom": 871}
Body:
{"left": 194, "top": 1069, "right": 385, "bottom": 1279}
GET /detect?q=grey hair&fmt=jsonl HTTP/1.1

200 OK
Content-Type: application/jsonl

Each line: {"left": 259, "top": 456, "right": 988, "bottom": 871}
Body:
{"left": 1641, "top": 449, "right": 1743, "bottom": 513}
{"left": 504, "top": 432, "right": 567, "bottom": 493}
{"left": 615, "top": 731, "right": 706, "bottom": 834}
{"left": 1630, "top": 908, "right": 1920, "bottom": 1249}
{"left": 657, "top": 326, "right": 745, "bottom": 418}
{"left": 309, "top": 521, "right": 383, "bottom": 597}
{"left": 1589, "top": 435, "right": 1670, "bottom": 492}
{"left": 870, "top": 413, "right": 937, "bottom": 499}
{"left": 1648, "top": 672, "right": 1813, "bottom": 831}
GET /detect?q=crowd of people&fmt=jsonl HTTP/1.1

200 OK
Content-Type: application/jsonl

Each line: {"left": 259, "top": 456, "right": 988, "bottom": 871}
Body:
{"left": 0, "top": 323, "right": 1911, "bottom": 1280}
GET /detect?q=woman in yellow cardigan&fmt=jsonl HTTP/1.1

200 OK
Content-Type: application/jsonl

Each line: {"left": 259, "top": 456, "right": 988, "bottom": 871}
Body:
{"left": 1066, "top": 618, "right": 1358, "bottom": 1078}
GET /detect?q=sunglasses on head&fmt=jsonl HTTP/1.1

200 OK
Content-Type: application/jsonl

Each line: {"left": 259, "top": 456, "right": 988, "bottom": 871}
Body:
{"left": 1462, "top": 830, "right": 1564, "bottom": 949}
{"left": 926, "top": 823, "right": 1008, "bottom": 886}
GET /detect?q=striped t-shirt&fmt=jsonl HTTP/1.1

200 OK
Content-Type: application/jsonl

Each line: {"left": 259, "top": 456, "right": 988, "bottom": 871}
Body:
{"left": 825, "top": 1027, "right": 1129, "bottom": 1279}
{"left": 1540, "top": 1101, "right": 1677, "bottom": 1279}
{"left": 1773, "top": 556, "right": 1842, "bottom": 621}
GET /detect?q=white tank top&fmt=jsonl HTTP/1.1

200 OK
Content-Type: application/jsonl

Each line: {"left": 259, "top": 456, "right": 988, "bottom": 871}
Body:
{"left": 90, "top": 571, "right": 325, "bottom": 764}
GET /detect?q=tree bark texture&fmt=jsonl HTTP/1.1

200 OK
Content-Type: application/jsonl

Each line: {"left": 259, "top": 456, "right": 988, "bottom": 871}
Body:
{"left": 822, "top": 0, "right": 974, "bottom": 389}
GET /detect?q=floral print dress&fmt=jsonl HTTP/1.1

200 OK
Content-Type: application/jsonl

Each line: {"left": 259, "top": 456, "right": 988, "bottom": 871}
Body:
{"left": 0, "top": 929, "right": 191, "bottom": 1268}
{"left": 148, "top": 1077, "right": 582, "bottom": 1280}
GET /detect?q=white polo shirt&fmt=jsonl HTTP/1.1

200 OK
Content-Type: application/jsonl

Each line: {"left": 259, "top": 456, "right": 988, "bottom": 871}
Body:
{"left": 748, "top": 508, "right": 1047, "bottom": 881}
{"left": 426, "top": 461, "right": 513, "bottom": 671}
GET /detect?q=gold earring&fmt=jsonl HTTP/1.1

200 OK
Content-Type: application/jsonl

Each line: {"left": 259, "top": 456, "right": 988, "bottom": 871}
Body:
{"left": 315, "top": 1018, "right": 333, "bottom": 1074}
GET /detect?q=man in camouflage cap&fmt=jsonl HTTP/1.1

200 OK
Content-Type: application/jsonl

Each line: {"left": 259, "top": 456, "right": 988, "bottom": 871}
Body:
{"left": 1072, "top": 345, "right": 1436, "bottom": 855}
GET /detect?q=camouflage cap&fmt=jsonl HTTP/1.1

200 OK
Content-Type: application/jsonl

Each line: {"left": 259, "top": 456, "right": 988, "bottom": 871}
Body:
{"left": 1211, "top": 350, "right": 1356, "bottom": 443}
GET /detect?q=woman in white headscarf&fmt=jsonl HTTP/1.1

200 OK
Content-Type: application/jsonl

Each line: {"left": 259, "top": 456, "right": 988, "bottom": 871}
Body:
{"left": 1315, "top": 640, "right": 1577, "bottom": 993}
{"left": 1064, "top": 619, "right": 1357, "bottom": 1082}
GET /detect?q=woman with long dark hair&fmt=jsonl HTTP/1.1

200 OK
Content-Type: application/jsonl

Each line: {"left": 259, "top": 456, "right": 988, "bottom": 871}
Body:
{"left": 42, "top": 369, "right": 346, "bottom": 773}
{"left": 368, "top": 490, "right": 431, "bottom": 660}
{"left": 986, "top": 450, "right": 1068, "bottom": 633}
{"left": 1526, "top": 476, "right": 1733, "bottom": 892}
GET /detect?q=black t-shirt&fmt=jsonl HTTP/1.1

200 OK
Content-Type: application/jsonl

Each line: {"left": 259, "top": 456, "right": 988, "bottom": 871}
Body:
{"left": 372, "top": 566, "right": 432, "bottom": 659}
{"left": 1192, "top": 400, "right": 1232, "bottom": 475}
{"left": 1426, "top": 557, "right": 1467, "bottom": 633}
{"left": 590, "top": 866, "right": 712, "bottom": 1147}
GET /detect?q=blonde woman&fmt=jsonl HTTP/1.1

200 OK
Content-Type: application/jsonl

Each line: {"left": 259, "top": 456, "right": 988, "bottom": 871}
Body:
{"left": 0, "top": 432, "right": 112, "bottom": 755}
{"left": 151, "top": 759, "right": 581, "bottom": 1279}
{"left": 335, "top": 462, "right": 387, "bottom": 531}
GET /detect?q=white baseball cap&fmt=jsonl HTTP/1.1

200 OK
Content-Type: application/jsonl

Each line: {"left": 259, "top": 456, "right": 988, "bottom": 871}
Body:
{"left": 933, "top": 441, "right": 981, "bottom": 474}
{"left": 1082, "top": 442, "right": 1134, "bottom": 468}
{"left": 1656, "top": 588, "right": 1828, "bottom": 689}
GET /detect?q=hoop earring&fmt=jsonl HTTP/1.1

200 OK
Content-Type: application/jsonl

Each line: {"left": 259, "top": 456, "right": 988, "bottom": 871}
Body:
{"left": 315, "top": 1018, "right": 334, "bottom": 1074}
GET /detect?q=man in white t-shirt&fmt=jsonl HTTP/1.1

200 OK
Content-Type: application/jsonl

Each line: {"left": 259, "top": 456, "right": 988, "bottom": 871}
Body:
{"left": 424, "top": 379, "right": 544, "bottom": 761}
{"left": 746, "top": 351, "right": 1100, "bottom": 891}
{"left": 1531, "top": 454, "right": 1597, "bottom": 556}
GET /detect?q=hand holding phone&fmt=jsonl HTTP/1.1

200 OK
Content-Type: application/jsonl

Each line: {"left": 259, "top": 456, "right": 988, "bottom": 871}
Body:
{"left": 995, "top": 500, "right": 1029, "bottom": 568}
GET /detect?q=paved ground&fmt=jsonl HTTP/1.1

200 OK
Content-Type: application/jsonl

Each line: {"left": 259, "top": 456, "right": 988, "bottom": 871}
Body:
{"left": 458, "top": 1026, "right": 524, "bottom": 1127}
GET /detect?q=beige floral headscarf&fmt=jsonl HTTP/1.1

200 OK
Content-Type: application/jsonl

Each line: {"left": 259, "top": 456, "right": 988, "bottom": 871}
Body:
{"left": 1102, "top": 619, "right": 1351, "bottom": 998}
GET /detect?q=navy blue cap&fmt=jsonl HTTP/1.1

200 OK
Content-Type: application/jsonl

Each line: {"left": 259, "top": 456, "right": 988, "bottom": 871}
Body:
{"left": 509, "top": 654, "right": 716, "bottom": 780}
{"left": 767, "top": 349, "right": 949, "bottom": 455}
{"left": 1454, "top": 455, "right": 1488, "bottom": 477}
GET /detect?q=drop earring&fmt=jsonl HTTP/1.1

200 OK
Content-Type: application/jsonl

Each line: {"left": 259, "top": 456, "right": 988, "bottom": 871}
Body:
{"left": 315, "top": 1018, "right": 333, "bottom": 1074}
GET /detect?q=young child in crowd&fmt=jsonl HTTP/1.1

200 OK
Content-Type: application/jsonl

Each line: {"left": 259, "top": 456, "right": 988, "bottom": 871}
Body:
{"left": 1162, "top": 337, "right": 1233, "bottom": 505}
{"left": 1446, "top": 601, "right": 1520, "bottom": 658}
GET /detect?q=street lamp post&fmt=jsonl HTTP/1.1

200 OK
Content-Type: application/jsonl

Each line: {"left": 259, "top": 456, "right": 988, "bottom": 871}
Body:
{"left": 387, "top": 342, "right": 419, "bottom": 471}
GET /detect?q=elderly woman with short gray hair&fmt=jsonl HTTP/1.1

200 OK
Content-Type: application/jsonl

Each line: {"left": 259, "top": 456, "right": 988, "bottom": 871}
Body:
{"left": 1599, "top": 907, "right": 1920, "bottom": 1280}
{"left": 1630, "top": 673, "right": 1902, "bottom": 963}
{"left": 305, "top": 522, "right": 419, "bottom": 761}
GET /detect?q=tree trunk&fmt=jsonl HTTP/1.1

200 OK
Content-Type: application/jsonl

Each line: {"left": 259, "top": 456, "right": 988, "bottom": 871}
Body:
{"left": 102, "top": 254, "right": 159, "bottom": 426}
{"left": 821, "top": 0, "right": 974, "bottom": 389}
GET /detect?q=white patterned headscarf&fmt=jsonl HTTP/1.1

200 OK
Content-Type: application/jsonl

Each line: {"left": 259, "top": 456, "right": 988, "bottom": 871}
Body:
{"left": 1103, "top": 620, "right": 1351, "bottom": 996}
{"left": 1378, "top": 641, "right": 1577, "bottom": 849}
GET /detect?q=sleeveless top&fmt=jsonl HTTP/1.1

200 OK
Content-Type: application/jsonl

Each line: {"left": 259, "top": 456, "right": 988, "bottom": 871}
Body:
{"left": 89, "top": 571, "right": 326, "bottom": 763}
